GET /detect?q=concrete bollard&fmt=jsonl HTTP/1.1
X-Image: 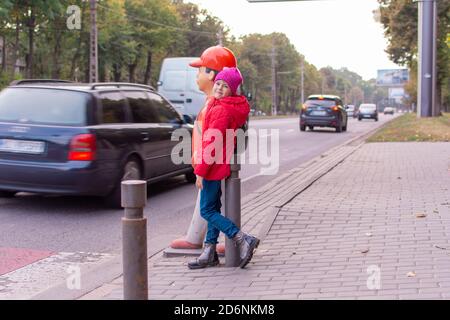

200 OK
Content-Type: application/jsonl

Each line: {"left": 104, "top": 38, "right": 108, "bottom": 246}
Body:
{"left": 225, "top": 159, "right": 241, "bottom": 267}
{"left": 121, "top": 180, "right": 148, "bottom": 300}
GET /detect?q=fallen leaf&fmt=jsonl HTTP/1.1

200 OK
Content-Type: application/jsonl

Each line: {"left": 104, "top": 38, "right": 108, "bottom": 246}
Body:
{"left": 416, "top": 213, "right": 427, "bottom": 218}
{"left": 361, "top": 248, "right": 369, "bottom": 254}
{"left": 365, "top": 232, "right": 373, "bottom": 237}
{"left": 407, "top": 271, "right": 416, "bottom": 277}
{"left": 397, "top": 177, "right": 402, "bottom": 180}
{"left": 433, "top": 210, "right": 439, "bottom": 213}
{"left": 434, "top": 244, "right": 447, "bottom": 250}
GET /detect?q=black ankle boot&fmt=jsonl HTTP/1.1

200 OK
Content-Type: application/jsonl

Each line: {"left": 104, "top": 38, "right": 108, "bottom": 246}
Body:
{"left": 232, "top": 231, "right": 260, "bottom": 268}
{"left": 188, "top": 243, "right": 219, "bottom": 269}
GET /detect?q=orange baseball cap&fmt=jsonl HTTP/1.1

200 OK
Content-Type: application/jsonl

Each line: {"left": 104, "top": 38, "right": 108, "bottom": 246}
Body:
{"left": 189, "top": 46, "right": 237, "bottom": 70}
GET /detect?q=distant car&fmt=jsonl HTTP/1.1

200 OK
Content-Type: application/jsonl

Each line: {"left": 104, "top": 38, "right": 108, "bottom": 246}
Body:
{"left": 345, "top": 105, "right": 356, "bottom": 118}
{"left": 0, "top": 80, "right": 195, "bottom": 207}
{"left": 358, "top": 103, "right": 378, "bottom": 121}
{"left": 300, "top": 94, "right": 348, "bottom": 132}
{"left": 384, "top": 107, "right": 394, "bottom": 115}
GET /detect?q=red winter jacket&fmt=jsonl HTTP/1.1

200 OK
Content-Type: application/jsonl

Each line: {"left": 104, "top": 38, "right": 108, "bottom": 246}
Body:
{"left": 194, "top": 95, "right": 250, "bottom": 180}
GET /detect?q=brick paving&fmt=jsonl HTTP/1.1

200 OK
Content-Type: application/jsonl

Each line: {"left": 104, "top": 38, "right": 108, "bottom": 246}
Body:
{"left": 82, "top": 142, "right": 450, "bottom": 300}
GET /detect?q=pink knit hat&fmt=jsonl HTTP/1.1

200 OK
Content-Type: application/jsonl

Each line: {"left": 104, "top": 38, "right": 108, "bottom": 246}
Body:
{"left": 214, "top": 67, "right": 243, "bottom": 96}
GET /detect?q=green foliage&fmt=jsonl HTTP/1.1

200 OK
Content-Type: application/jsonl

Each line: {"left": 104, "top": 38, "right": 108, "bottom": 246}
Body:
{"left": 0, "top": 0, "right": 384, "bottom": 112}
{"left": 378, "top": 0, "right": 450, "bottom": 110}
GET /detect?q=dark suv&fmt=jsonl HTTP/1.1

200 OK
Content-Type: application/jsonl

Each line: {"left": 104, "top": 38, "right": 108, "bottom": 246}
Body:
{"left": 300, "top": 95, "right": 348, "bottom": 132}
{"left": 0, "top": 80, "right": 195, "bottom": 207}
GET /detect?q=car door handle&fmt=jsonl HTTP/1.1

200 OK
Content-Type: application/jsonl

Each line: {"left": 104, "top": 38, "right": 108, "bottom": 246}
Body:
{"left": 141, "top": 132, "right": 149, "bottom": 141}
{"left": 186, "top": 98, "right": 192, "bottom": 103}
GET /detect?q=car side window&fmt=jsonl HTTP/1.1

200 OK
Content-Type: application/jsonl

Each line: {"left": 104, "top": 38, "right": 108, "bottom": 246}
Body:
{"left": 99, "top": 92, "right": 126, "bottom": 124}
{"left": 124, "top": 91, "right": 159, "bottom": 123}
{"left": 147, "top": 92, "right": 182, "bottom": 124}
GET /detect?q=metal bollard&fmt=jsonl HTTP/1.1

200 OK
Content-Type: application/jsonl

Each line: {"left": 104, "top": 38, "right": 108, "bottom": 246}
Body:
{"left": 121, "top": 180, "right": 148, "bottom": 300}
{"left": 225, "top": 158, "right": 241, "bottom": 267}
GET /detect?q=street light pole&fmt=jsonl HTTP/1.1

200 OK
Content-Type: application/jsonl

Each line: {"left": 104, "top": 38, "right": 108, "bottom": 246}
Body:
{"left": 415, "top": 0, "right": 437, "bottom": 118}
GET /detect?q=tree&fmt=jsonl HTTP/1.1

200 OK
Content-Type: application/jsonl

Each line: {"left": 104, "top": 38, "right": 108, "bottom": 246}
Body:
{"left": 173, "top": 1, "right": 224, "bottom": 56}
{"left": 378, "top": 0, "right": 450, "bottom": 111}
{"left": 124, "top": 0, "right": 180, "bottom": 85}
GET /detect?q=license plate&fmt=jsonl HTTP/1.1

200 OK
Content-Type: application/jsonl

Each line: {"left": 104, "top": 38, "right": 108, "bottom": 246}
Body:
{"left": 363, "top": 115, "right": 371, "bottom": 118}
{"left": 311, "top": 110, "right": 327, "bottom": 116}
{"left": 0, "top": 139, "right": 45, "bottom": 154}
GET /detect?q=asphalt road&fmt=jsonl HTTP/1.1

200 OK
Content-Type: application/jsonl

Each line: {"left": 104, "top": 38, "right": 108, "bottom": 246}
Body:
{"left": 0, "top": 114, "right": 397, "bottom": 256}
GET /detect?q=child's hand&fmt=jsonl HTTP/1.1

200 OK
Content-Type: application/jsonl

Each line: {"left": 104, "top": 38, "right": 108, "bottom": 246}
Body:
{"left": 196, "top": 176, "right": 203, "bottom": 190}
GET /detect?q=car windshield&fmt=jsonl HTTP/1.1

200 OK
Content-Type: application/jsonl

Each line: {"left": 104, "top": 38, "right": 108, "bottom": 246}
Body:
{"left": 0, "top": 88, "right": 88, "bottom": 126}
{"left": 305, "top": 99, "right": 335, "bottom": 108}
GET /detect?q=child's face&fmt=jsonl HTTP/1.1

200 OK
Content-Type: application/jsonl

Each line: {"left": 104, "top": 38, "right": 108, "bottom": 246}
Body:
{"left": 213, "top": 80, "right": 232, "bottom": 99}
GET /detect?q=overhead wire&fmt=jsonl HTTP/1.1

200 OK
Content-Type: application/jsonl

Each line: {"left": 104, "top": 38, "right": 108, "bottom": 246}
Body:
{"left": 96, "top": 2, "right": 217, "bottom": 37}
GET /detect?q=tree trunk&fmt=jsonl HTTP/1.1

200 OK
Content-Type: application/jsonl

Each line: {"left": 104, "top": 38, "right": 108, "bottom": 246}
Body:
{"left": 51, "top": 31, "right": 62, "bottom": 79}
{"left": 27, "top": 7, "right": 36, "bottom": 78}
{"left": 11, "top": 16, "right": 20, "bottom": 78}
{"left": 128, "top": 64, "right": 136, "bottom": 83}
{"left": 1, "top": 35, "right": 6, "bottom": 72}
{"left": 143, "top": 51, "right": 152, "bottom": 85}
{"left": 69, "top": 41, "right": 82, "bottom": 81}
{"left": 435, "top": 82, "right": 442, "bottom": 116}
{"left": 113, "top": 63, "right": 121, "bottom": 82}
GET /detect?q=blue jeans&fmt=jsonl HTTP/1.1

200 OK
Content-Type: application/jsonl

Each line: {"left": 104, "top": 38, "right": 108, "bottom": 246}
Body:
{"left": 200, "top": 179, "right": 240, "bottom": 244}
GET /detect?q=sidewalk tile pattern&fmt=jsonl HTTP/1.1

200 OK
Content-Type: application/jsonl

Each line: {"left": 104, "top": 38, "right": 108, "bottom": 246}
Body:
{"left": 103, "top": 142, "right": 450, "bottom": 300}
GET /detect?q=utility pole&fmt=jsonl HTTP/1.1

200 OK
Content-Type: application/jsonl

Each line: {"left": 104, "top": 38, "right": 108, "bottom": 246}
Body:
{"left": 217, "top": 28, "right": 223, "bottom": 47}
{"left": 89, "top": 0, "right": 98, "bottom": 83}
{"left": 271, "top": 44, "right": 277, "bottom": 116}
{"left": 300, "top": 58, "right": 304, "bottom": 105}
{"left": 414, "top": 0, "right": 437, "bottom": 117}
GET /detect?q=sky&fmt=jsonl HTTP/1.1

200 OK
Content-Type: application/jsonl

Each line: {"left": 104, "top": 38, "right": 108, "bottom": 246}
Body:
{"left": 189, "top": 0, "right": 403, "bottom": 81}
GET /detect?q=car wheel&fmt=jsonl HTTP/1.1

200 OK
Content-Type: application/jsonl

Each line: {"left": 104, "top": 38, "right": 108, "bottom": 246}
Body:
{"left": 308, "top": 126, "right": 314, "bottom": 131}
{"left": 0, "top": 191, "right": 16, "bottom": 198}
{"left": 342, "top": 124, "right": 347, "bottom": 131}
{"left": 185, "top": 170, "right": 196, "bottom": 183}
{"left": 104, "top": 158, "right": 142, "bottom": 208}
{"left": 358, "top": 117, "right": 362, "bottom": 121}
{"left": 375, "top": 117, "right": 378, "bottom": 122}
{"left": 335, "top": 122, "right": 342, "bottom": 133}
{"left": 300, "top": 124, "right": 306, "bottom": 131}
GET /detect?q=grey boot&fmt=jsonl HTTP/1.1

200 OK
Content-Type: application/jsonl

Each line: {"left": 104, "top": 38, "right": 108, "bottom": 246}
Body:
{"left": 233, "top": 231, "right": 260, "bottom": 269}
{"left": 187, "top": 243, "right": 219, "bottom": 269}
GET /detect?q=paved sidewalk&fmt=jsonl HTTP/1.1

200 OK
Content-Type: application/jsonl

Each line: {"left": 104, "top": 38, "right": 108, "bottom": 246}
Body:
{"left": 81, "top": 142, "right": 450, "bottom": 300}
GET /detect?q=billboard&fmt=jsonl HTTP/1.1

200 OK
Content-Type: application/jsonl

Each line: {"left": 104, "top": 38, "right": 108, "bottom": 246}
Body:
{"left": 376, "top": 69, "right": 409, "bottom": 86}
{"left": 388, "top": 87, "right": 406, "bottom": 103}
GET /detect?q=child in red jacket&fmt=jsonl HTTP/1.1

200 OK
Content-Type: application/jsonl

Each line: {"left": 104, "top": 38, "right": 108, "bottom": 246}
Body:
{"left": 188, "top": 67, "right": 260, "bottom": 269}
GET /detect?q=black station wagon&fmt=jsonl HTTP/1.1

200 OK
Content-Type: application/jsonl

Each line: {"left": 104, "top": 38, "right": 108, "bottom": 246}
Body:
{"left": 0, "top": 80, "right": 195, "bottom": 207}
